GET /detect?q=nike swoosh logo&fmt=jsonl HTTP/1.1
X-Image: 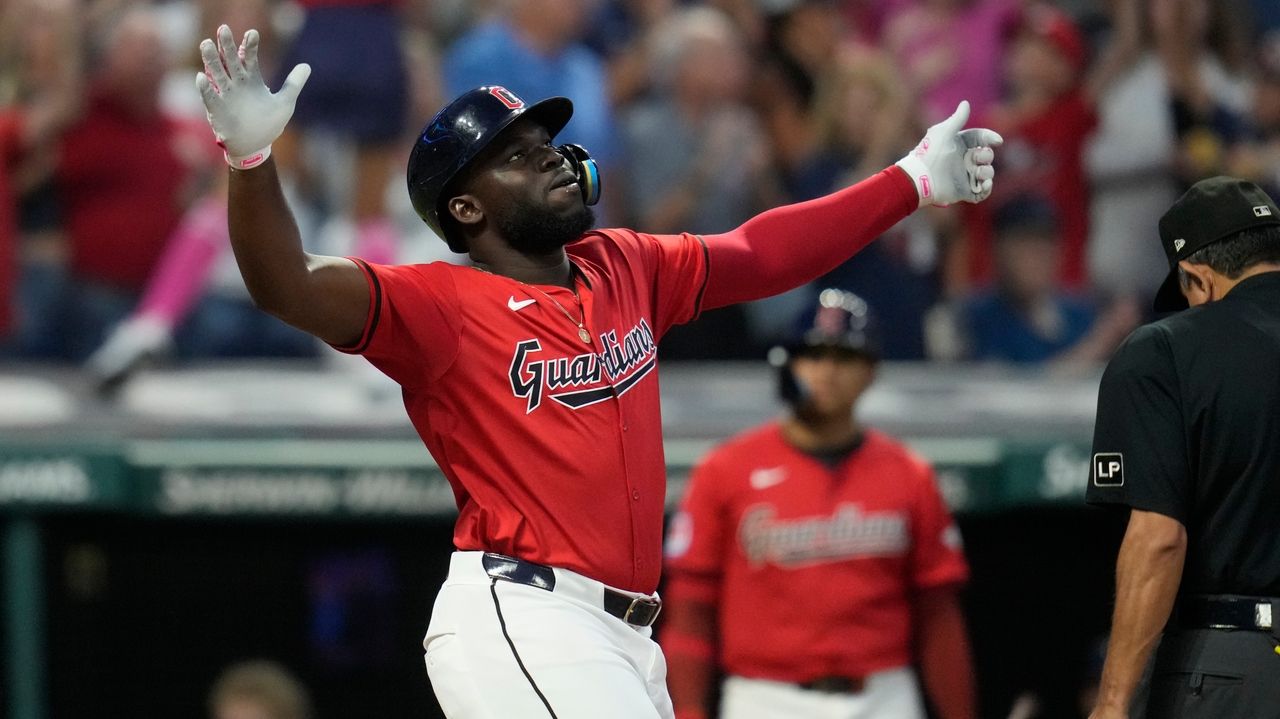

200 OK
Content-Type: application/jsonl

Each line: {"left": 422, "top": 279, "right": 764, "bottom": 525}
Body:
{"left": 508, "top": 296, "right": 537, "bottom": 311}
{"left": 749, "top": 467, "right": 787, "bottom": 490}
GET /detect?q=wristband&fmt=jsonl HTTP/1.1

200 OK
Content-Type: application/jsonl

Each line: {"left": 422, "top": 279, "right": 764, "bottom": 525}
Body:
{"left": 226, "top": 144, "right": 271, "bottom": 170}
{"left": 894, "top": 154, "right": 932, "bottom": 207}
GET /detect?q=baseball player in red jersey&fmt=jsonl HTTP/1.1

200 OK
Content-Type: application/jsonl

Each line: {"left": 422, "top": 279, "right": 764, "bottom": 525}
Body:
{"left": 662, "top": 290, "right": 975, "bottom": 719}
{"left": 195, "top": 24, "right": 1000, "bottom": 719}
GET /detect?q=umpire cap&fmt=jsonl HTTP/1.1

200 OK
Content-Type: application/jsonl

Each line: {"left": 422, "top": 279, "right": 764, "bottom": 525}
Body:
{"left": 770, "top": 289, "right": 881, "bottom": 405}
{"left": 406, "top": 86, "right": 573, "bottom": 252}
{"left": 1154, "top": 176, "right": 1280, "bottom": 312}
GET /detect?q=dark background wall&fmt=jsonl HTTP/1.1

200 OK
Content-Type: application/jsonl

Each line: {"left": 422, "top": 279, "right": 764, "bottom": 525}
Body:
{"left": 28, "top": 507, "right": 1126, "bottom": 719}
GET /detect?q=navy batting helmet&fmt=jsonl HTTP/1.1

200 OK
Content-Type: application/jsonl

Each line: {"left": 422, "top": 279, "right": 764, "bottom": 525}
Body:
{"left": 768, "top": 288, "right": 881, "bottom": 405}
{"left": 406, "top": 86, "right": 601, "bottom": 253}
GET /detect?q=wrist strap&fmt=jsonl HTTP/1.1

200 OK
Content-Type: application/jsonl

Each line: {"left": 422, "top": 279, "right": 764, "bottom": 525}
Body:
{"left": 226, "top": 145, "right": 271, "bottom": 170}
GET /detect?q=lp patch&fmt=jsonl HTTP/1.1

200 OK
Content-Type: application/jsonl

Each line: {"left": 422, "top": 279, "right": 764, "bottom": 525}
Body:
{"left": 1092, "top": 453, "right": 1125, "bottom": 487}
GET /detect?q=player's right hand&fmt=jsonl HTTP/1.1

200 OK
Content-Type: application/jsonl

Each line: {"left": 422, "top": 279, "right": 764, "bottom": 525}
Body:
{"left": 895, "top": 101, "right": 1003, "bottom": 207}
{"left": 196, "top": 25, "right": 310, "bottom": 170}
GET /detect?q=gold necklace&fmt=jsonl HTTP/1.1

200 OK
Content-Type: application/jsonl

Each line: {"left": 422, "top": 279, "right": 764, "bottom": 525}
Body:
{"left": 525, "top": 283, "right": 592, "bottom": 344}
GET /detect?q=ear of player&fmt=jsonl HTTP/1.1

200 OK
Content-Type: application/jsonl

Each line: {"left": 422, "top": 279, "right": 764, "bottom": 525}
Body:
{"left": 195, "top": 25, "right": 311, "bottom": 170}
{"left": 895, "top": 101, "right": 1003, "bottom": 208}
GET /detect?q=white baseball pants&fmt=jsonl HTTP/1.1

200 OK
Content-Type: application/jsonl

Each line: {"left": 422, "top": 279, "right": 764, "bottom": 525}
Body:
{"left": 720, "top": 668, "right": 926, "bottom": 719}
{"left": 423, "top": 551, "right": 674, "bottom": 719}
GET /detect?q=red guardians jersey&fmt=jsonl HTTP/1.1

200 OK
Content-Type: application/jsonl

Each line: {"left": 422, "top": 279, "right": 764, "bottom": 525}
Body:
{"left": 338, "top": 229, "right": 707, "bottom": 593}
{"left": 664, "top": 424, "right": 968, "bottom": 679}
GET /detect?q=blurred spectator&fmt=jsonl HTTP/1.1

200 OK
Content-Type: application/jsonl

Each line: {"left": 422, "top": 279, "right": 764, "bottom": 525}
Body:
{"left": 1154, "top": 0, "right": 1253, "bottom": 187}
{"left": 443, "top": 0, "right": 618, "bottom": 205}
{"left": 1227, "top": 32, "right": 1280, "bottom": 196}
{"left": 584, "top": 0, "right": 677, "bottom": 107}
{"left": 0, "top": 0, "right": 82, "bottom": 352}
{"left": 883, "top": 0, "right": 1022, "bottom": 124}
{"left": 752, "top": 0, "right": 848, "bottom": 193}
{"left": 947, "top": 195, "right": 1139, "bottom": 364}
{"left": 621, "top": 5, "right": 775, "bottom": 358}
{"left": 777, "top": 47, "right": 942, "bottom": 359}
{"left": 1083, "top": 0, "right": 1251, "bottom": 304}
{"left": 208, "top": 660, "right": 312, "bottom": 719}
{"left": 24, "top": 6, "right": 221, "bottom": 361}
{"left": 272, "top": 0, "right": 411, "bottom": 265}
{"left": 961, "top": 4, "right": 1097, "bottom": 292}
{"left": 84, "top": 2, "right": 321, "bottom": 385}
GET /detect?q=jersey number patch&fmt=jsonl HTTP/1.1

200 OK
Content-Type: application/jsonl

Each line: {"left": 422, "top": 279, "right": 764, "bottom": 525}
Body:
{"left": 1092, "top": 453, "right": 1124, "bottom": 487}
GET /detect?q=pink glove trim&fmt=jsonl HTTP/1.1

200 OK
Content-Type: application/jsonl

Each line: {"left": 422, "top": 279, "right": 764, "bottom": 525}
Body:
{"left": 227, "top": 145, "right": 271, "bottom": 170}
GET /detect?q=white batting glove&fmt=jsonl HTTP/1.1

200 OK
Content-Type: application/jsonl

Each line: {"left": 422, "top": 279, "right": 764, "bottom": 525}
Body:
{"left": 895, "top": 101, "right": 1003, "bottom": 207}
{"left": 196, "top": 25, "right": 310, "bottom": 170}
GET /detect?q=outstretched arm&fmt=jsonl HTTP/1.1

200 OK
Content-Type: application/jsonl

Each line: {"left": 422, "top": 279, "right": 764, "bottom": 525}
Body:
{"left": 198, "top": 25, "right": 369, "bottom": 346}
{"left": 700, "top": 102, "right": 1001, "bottom": 309}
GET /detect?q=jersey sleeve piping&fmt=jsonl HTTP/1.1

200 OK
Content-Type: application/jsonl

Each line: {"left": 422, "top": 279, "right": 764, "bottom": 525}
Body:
{"left": 691, "top": 234, "right": 710, "bottom": 320}
{"left": 329, "top": 257, "right": 383, "bottom": 355}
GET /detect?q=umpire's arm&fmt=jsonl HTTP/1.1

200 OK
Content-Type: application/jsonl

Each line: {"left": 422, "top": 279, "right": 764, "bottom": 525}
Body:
{"left": 199, "top": 24, "right": 370, "bottom": 347}
{"left": 1091, "top": 510, "right": 1186, "bottom": 719}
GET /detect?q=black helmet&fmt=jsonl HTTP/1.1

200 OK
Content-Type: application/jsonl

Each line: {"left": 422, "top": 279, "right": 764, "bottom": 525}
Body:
{"left": 406, "top": 86, "right": 600, "bottom": 253}
{"left": 769, "top": 288, "right": 881, "bottom": 405}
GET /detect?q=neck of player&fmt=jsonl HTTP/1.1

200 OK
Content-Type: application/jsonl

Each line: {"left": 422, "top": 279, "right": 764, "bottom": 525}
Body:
{"left": 471, "top": 248, "right": 574, "bottom": 288}
{"left": 783, "top": 407, "right": 861, "bottom": 452}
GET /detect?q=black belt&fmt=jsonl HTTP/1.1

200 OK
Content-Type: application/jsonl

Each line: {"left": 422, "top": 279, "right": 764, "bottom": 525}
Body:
{"left": 1174, "top": 595, "right": 1278, "bottom": 632}
{"left": 480, "top": 553, "right": 663, "bottom": 628}
{"left": 799, "top": 675, "right": 866, "bottom": 694}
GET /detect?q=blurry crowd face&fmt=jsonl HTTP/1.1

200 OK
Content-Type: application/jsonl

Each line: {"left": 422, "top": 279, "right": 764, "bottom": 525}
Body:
{"left": 996, "top": 232, "right": 1060, "bottom": 302}
{"left": 100, "top": 10, "right": 167, "bottom": 109}
{"left": 776, "top": 4, "right": 843, "bottom": 74}
{"left": 675, "top": 35, "right": 748, "bottom": 106}
{"left": 833, "top": 74, "right": 888, "bottom": 151}
{"left": 515, "top": 0, "right": 594, "bottom": 50}
{"left": 1006, "top": 34, "right": 1076, "bottom": 99}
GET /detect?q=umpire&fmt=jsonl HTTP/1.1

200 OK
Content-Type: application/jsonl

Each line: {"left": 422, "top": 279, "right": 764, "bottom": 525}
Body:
{"left": 1087, "top": 176, "right": 1280, "bottom": 719}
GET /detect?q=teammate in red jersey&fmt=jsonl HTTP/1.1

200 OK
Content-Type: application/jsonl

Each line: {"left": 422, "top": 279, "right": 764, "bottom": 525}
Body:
{"left": 662, "top": 290, "right": 975, "bottom": 719}
{"left": 196, "top": 24, "right": 1000, "bottom": 719}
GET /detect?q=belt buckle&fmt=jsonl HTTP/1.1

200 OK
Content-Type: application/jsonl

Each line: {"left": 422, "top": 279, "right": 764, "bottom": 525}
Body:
{"left": 623, "top": 596, "right": 662, "bottom": 627}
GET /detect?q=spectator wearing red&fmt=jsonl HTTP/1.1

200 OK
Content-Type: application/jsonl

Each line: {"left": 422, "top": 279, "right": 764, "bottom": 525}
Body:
{"left": 0, "top": 113, "right": 20, "bottom": 338}
{"left": 959, "top": 4, "right": 1096, "bottom": 291}
{"left": 49, "top": 7, "right": 218, "bottom": 359}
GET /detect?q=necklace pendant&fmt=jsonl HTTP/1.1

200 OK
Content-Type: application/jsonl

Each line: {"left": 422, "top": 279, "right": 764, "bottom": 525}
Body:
{"left": 578, "top": 327, "right": 592, "bottom": 343}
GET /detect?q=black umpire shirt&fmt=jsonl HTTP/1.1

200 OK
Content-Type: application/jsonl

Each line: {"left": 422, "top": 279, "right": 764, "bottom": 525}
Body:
{"left": 1087, "top": 271, "right": 1280, "bottom": 597}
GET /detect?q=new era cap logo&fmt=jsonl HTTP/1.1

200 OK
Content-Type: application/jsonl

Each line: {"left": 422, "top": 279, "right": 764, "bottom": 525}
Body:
{"left": 1255, "top": 205, "right": 1273, "bottom": 217}
{"left": 1092, "top": 453, "right": 1124, "bottom": 488}
{"left": 1173, "top": 239, "right": 1185, "bottom": 252}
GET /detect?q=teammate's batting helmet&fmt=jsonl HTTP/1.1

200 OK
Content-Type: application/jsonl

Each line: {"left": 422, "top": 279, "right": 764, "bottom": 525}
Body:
{"left": 406, "top": 86, "right": 601, "bottom": 253}
{"left": 769, "top": 289, "right": 881, "bottom": 405}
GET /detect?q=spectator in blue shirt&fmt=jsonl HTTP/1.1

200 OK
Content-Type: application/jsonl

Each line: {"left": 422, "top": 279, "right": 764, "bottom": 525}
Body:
{"left": 443, "top": 0, "right": 617, "bottom": 170}
{"left": 960, "top": 194, "right": 1137, "bottom": 364}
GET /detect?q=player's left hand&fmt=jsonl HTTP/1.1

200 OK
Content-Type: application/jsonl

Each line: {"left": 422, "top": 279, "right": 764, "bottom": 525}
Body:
{"left": 196, "top": 25, "right": 310, "bottom": 170}
{"left": 895, "top": 101, "right": 1002, "bottom": 207}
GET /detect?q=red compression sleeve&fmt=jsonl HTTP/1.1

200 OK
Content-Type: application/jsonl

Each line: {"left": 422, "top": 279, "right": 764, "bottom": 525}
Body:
{"left": 700, "top": 166, "right": 918, "bottom": 310}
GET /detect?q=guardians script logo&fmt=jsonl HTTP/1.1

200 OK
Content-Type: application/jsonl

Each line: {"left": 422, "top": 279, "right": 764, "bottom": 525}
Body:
{"left": 738, "top": 503, "right": 909, "bottom": 567}
{"left": 509, "top": 319, "right": 658, "bottom": 413}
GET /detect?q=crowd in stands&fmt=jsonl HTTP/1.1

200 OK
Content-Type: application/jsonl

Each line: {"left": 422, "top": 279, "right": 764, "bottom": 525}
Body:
{"left": 1, "top": 0, "right": 1278, "bottom": 375}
